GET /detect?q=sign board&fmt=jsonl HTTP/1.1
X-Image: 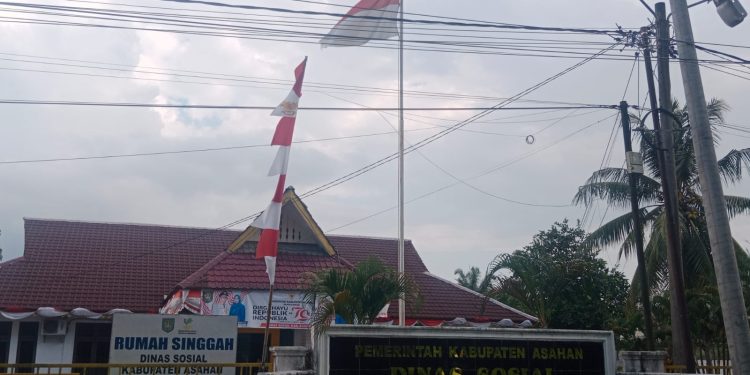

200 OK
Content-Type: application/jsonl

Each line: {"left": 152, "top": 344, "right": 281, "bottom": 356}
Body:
{"left": 318, "top": 326, "right": 616, "bottom": 375}
{"left": 162, "top": 289, "right": 312, "bottom": 329}
{"left": 109, "top": 314, "right": 237, "bottom": 375}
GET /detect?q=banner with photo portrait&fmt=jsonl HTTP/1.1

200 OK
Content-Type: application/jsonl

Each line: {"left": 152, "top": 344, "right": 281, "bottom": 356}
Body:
{"left": 199, "top": 289, "right": 312, "bottom": 329}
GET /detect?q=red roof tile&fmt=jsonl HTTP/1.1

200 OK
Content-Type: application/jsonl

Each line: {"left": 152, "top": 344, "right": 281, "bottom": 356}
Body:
{"left": 177, "top": 250, "right": 350, "bottom": 291}
{"left": 0, "top": 218, "right": 535, "bottom": 322}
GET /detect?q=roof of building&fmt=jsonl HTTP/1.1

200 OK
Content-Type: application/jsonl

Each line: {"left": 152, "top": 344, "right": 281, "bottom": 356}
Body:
{"left": 0, "top": 218, "right": 535, "bottom": 322}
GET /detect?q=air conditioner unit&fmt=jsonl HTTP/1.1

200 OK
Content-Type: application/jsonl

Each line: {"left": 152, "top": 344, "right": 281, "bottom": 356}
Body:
{"left": 42, "top": 319, "right": 67, "bottom": 336}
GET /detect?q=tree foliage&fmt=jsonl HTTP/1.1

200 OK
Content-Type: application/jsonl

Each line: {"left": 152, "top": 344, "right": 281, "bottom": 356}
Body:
{"left": 454, "top": 267, "right": 482, "bottom": 291}
{"left": 454, "top": 265, "right": 496, "bottom": 295}
{"left": 574, "top": 99, "right": 750, "bottom": 292}
{"left": 487, "top": 220, "right": 629, "bottom": 331}
{"left": 574, "top": 99, "right": 750, "bottom": 358}
{"left": 302, "top": 256, "right": 418, "bottom": 334}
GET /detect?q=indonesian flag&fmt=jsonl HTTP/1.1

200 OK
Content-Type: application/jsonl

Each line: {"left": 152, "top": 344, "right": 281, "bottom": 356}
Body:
{"left": 270, "top": 59, "right": 306, "bottom": 117}
{"left": 252, "top": 57, "right": 307, "bottom": 285}
{"left": 320, "top": 0, "right": 400, "bottom": 47}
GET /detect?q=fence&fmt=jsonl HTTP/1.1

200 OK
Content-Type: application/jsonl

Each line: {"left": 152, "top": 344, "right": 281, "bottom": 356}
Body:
{"left": 665, "top": 364, "right": 732, "bottom": 374}
{"left": 0, "top": 363, "right": 267, "bottom": 375}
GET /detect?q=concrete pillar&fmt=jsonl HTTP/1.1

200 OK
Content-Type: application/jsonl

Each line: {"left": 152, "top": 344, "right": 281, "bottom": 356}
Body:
{"left": 619, "top": 351, "right": 667, "bottom": 373}
{"left": 641, "top": 351, "right": 667, "bottom": 373}
{"left": 259, "top": 346, "right": 312, "bottom": 375}
{"left": 620, "top": 351, "right": 642, "bottom": 373}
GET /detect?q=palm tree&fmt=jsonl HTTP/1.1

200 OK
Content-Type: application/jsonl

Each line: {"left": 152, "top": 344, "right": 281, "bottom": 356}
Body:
{"left": 302, "top": 256, "right": 418, "bottom": 333}
{"left": 454, "top": 267, "right": 482, "bottom": 291}
{"left": 574, "top": 98, "right": 750, "bottom": 295}
{"left": 453, "top": 266, "right": 499, "bottom": 295}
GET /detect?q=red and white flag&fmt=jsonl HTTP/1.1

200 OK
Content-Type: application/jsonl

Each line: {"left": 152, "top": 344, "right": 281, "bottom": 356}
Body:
{"left": 270, "top": 60, "right": 306, "bottom": 117}
{"left": 252, "top": 57, "right": 308, "bottom": 285}
{"left": 320, "top": 0, "right": 400, "bottom": 47}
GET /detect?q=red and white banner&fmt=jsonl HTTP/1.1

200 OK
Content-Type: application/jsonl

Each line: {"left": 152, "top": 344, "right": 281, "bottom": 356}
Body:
{"left": 270, "top": 62, "right": 305, "bottom": 116}
{"left": 320, "top": 0, "right": 400, "bottom": 47}
{"left": 253, "top": 57, "right": 308, "bottom": 285}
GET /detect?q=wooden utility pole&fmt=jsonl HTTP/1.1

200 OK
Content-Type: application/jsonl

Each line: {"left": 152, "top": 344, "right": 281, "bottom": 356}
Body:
{"left": 619, "top": 101, "right": 655, "bottom": 351}
{"left": 655, "top": 3, "right": 696, "bottom": 371}
{"left": 668, "top": 0, "right": 750, "bottom": 373}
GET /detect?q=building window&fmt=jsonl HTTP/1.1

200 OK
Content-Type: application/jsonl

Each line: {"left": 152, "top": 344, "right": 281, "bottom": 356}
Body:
{"left": 0, "top": 322, "right": 12, "bottom": 373}
{"left": 73, "top": 323, "right": 112, "bottom": 375}
{"left": 15, "top": 322, "right": 39, "bottom": 373}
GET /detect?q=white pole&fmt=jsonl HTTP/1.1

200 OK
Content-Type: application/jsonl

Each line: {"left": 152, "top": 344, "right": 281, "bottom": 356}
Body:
{"left": 397, "top": 0, "right": 405, "bottom": 327}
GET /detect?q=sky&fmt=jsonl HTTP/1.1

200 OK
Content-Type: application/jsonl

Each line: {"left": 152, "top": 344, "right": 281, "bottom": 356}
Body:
{"left": 0, "top": 0, "right": 748, "bottom": 283}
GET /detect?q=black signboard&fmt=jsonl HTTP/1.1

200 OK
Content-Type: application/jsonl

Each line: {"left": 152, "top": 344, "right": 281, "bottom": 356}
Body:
{"left": 328, "top": 336, "right": 606, "bottom": 375}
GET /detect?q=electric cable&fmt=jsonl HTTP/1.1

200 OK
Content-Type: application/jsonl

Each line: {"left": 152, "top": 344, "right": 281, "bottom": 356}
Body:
{"left": 327, "top": 113, "right": 617, "bottom": 232}
{"left": 326, "top": 92, "right": 571, "bottom": 207}
{"left": 28, "top": 43, "right": 621, "bottom": 276}
{"left": 0, "top": 98, "right": 613, "bottom": 111}
{"left": 297, "top": 44, "right": 621, "bottom": 200}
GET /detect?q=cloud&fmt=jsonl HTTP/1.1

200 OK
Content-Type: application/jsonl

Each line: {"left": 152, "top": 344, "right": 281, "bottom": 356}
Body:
{"left": 0, "top": 0, "right": 748, "bottom": 285}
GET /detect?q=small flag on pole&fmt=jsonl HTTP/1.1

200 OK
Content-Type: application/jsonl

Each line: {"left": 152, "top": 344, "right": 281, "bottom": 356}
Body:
{"left": 253, "top": 57, "right": 308, "bottom": 285}
{"left": 320, "top": 0, "right": 401, "bottom": 47}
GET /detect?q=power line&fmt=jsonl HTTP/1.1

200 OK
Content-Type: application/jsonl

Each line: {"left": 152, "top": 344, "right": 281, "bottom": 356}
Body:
{"left": 581, "top": 54, "right": 638, "bottom": 229}
{"left": 0, "top": 98, "right": 615, "bottom": 111}
{"left": 0, "top": 2, "right": 626, "bottom": 41}
{"left": 0, "top": 130, "right": 427, "bottom": 165}
{"left": 0, "top": 3, "right": 652, "bottom": 60}
{"left": 3, "top": 4, "right": 743, "bottom": 64}
{"left": 159, "top": 0, "right": 622, "bottom": 35}
{"left": 327, "top": 113, "right": 617, "bottom": 232}
{"left": 0, "top": 16, "right": 640, "bottom": 60}
{"left": 328, "top": 92, "right": 571, "bottom": 207}
{"left": 297, "top": 44, "right": 621, "bottom": 199}
{"left": 2, "top": 51, "right": 641, "bottom": 107}
{"left": 46, "top": 44, "right": 620, "bottom": 275}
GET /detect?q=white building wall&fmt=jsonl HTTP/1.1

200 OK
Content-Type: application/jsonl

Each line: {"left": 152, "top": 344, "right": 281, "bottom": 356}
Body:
{"left": 34, "top": 320, "right": 76, "bottom": 363}
{"left": 1, "top": 318, "right": 76, "bottom": 364}
{"left": 6, "top": 320, "right": 18, "bottom": 364}
{"left": 292, "top": 329, "right": 310, "bottom": 347}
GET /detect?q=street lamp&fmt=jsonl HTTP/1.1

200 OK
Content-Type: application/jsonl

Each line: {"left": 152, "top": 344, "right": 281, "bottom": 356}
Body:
{"left": 643, "top": 0, "right": 748, "bottom": 26}
{"left": 713, "top": 0, "right": 747, "bottom": 27}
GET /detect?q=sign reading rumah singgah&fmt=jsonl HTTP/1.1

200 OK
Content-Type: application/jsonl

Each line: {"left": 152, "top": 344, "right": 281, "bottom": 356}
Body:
{"left": 109, "top": 314, "right": 238, "bottom": 375}
{"left": 318, "top": 326, "right": 616, "bottom": 375}
{"left": 161, "top": 289, "right": 312, "bottom": 329}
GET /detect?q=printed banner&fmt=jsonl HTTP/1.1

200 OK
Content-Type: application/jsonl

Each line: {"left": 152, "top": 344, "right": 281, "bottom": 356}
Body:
{"left": 200, "top": 289, "right": 312, "bottom": 329}
{"left": 109, "top": 314, "right": 237, "bottom": 375}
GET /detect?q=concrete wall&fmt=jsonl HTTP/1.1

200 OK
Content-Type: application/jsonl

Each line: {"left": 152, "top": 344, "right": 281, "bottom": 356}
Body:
{"left": 1, "top": 318, "right": 77, "bottom": 364}
{"left": 2, "top": 317, "right": 314, "bottom": 366}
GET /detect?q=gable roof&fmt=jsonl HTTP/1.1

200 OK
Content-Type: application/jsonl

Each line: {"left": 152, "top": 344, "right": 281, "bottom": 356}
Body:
{"left": 0, "top": 218, "right": 535, "bottom": 322}
{"left": 177, "top": 244, "right": 350, "bottom": 291}
{"left": 226, "top": 187, "right": 334, "bottom": 255}
{"left": 0, "top": 219, "right": 233, "bottom": 312}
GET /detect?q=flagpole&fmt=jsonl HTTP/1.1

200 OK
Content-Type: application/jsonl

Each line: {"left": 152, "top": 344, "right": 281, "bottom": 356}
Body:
{"left": 397, "top": 0, "right": 405, "bottom": 327}
{"left": 260, "top": 284, "right": 274, "bottom": 371}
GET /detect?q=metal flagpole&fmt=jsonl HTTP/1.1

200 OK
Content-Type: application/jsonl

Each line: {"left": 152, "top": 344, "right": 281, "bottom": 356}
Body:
{"left": 397, "top": 0, "right": 405, "bottom": 327}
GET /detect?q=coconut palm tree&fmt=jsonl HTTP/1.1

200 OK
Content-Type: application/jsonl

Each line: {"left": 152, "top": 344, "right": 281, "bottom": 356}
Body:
{"left": 302, "top": 256, "right": 418, "bottom": 333}
{"left": 454, "top": 267, "right": 482, "bottom": 291}
{"left": 573, "top": 98, "right": 750, "bottom": 292}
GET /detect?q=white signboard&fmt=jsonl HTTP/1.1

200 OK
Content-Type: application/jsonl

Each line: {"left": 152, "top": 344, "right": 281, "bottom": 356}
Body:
{"left": 201, "top": 290, "right": 312, "bottom": 329}
{"left": 109, "top": 314, "right": 237, "bottom": 375}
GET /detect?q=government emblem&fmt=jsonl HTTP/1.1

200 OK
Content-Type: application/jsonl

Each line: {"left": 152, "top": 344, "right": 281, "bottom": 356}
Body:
{"left": 161, "top": 318, "right": 175, "bottom": 333}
